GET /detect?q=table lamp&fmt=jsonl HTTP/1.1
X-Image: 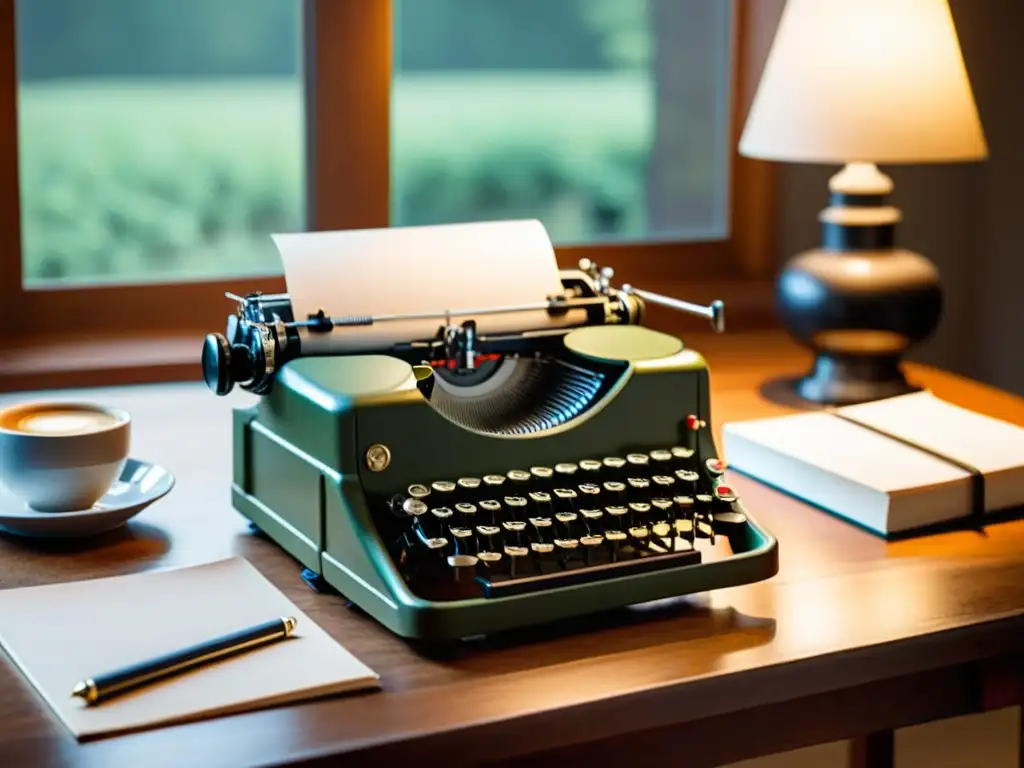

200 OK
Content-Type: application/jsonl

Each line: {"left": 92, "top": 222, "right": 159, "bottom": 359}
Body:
{"left": 739, "top": 0, "right": 987, "bottom": 404}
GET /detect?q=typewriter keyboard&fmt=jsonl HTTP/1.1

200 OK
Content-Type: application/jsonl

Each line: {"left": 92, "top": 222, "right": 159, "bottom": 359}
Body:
{"left": 382, "top": 447, "right": 747, "bottom": 600}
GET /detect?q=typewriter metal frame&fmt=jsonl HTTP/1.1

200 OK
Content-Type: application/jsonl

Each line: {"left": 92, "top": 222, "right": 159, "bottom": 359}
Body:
{"left": 205, "top": 259, "right": 779, "bottom": 640}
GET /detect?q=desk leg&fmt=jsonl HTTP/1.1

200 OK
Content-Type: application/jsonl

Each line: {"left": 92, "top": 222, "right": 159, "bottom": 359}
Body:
{"left": 849, "top": 730, "right": 895, "bottom": 768}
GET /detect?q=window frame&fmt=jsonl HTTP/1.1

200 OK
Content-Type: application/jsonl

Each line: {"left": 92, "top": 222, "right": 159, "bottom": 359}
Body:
{"left": 0, "top": 0, "right": 780, "bottom": 387}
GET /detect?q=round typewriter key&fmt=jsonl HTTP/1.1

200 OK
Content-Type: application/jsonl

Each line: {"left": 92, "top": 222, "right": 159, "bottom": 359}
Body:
{"left": 713, "top": 484, "right": 737, "bottom": 503}
{"left": 450, "top": 527, "right": 474, "bottom": 539}
{"left": 671, "top": 446, "right": 696, "bottom": 464}
{"left": 579, "top": 459, "right": 602, "bottom": 474}
{"left": 504, "top": 496, "right": 527, "bottom": 520}
{"left": 602, "top": 457, "right": 626, "bottom": 477}
{"left": 431, "top": 506, "right": 454, "bottom": 520}
{"left": 580, "top": 508, "right": 603, "bottom": 521}
{"left": 507, "top": 469, "right": 530, "bottom": 484}
{"left": 555, "top": 462, "right": 579, "bottom": 478}
{"left": 478, "top": 500, "right": 501, "bottom": 513}
{"left": 476, "top": 525, "right": 501, "bottom": 537}
{"left": 483, "top": 474, "right": 506, "bottom": 488}
{"left": 531, "top": 542, "right": 555, "bottom": 554}
{"left": 626, "top": 453, "right": 649, "bottom": 469}
{"left": 530, "top": 466, "right": 554, "bottom": 485}
{"left": 695, "top": 493, "right": 713, "bottom": 506}
{"left": 714, "top": 511, "right": 747, "bottom": 525}
{"left": 629, "top": 526, "right": 650, "bottom": 540}
{"left": 478, "top": 551, "right": 503, "bottom": 564}
{"left": 649, "top": 449, "right": 673, "bottom": 466}
{"left": 605, "top": 504, "right": 628, "bottom": 519}
{"left": 628, "top": 502, "right": 651, "bottom": 514}
{"left": 652, "top": 475, "right": 676, "bottom": 493}
{"left": 651, "top": 498, "right": 674, "bottom": 513}
{"left": 553, "top": 488, "right": 577, "bottom": 515}
{"left": 455, "top": 503, "right": 478, "bottom": 523}
{"left": 674, "top": 469, "right": 699, "bottom": 490}
{"left": 603, "top": 481, "right": 626, "bottom": 503}
{"left": 505, "top": 544, "right": 528, "bottom": 556}
{"left": 555, "top": 511, "right": 578, "bottom": 524}
{"left": 529, "top": 517, "right": 553, "bottom": 528}
{"left": 579, "top": 482, "right": 601, "bottom": 496}
{"left": 457, "top": 477, "right": 481, "bottom": 495}
{"left": 407, "top": 484, "right": 430, "bottom": 500}
{"left": 580, "top": 534, "right": 603, "bottom": 546}
{"left": 447, "top": 554, "right": 479, "bottom": 575}
{"left": 528, "top": 491, "right": 552, "bottom": 505}
{"left": 686, "top": 414, "right": 706, "bottom": 431}
{"left": 554, "top": 538, "right": 579, "bottom": 550}
{"left": 502, "top": 520, "right": 527, "bottom": 532}
{"left": 402, "top": 498, "right": 428, "bottom": 517}
{"left": 705, "top": 457, "right": 726, "bottom": 476}
{"left": 652, "top": 521, "right": 672, "bottom": 538}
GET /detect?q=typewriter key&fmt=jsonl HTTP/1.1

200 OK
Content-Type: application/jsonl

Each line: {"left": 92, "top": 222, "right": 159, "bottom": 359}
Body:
{"left": 715, "top": 510, "right": 748, "bottom": 525}
{"left": 506, "top": 469, "right": 531, "bottom": 486}
{"left": 457, "top": 477, "right": 481, "bottom": 497}
{"left": 671, "top": 446, "right": 696, "bottom": 465}
{"left": 695, "top": 493, "right": 713, "bottom": 505}
{"left": 503, "top": 545, "right": 529, "bottom": 577}
{"left": 554, "top": 462, "right": 579, "bottom": 478}
{"left": 602, "top": 481, "right": 626, "bottom": 502}
{"left": 447, "top": 554, "right": 479, "bottom": 580}
{"left": 502, "top": 520, "right": 527, "bottom": 533}
{"left": 578, "top": 482, "right": 601, "bottom": 498}
{"left": 674, "top": 469, "right": 700, "bottom": 491}
{"left": 450, "top": 526, "right": 474, "bottom": 541}
{"left": 605, "top": 505, "right": 629, "bottom": 527}
{"left": 705, "top": 457, "right": 726, "bottom": 476}
{"left": 629, "top": 525, "right": 650, "bottom": 541}
{"left": 626, "top": 453, "right": 650, "bottom": 470}
{"left": 652, "top": 475, "right": 675, "bottom": 492}
{"left": 579, "top": 459, "right": 602, "bottom": 476}
{"left": 477, "top": 551, "right": 503, "bottom": 565}
{"left": 407, "top": 484, "right": 431, "bottom": 500}
{"left": 627, "top": 477, "right": 650, "bottom": 500}
{"left": 431, "top": 480, "right": 456, "bottom": 494}
{"left": 530, "top": 466, "right": 554, "bottom": 488}
{"left": 478, "top": 499, "right": 501, "bottom": 524}
{"left": 713, "top": 484, "right": 737, "bottom": 504}
{"left": 504, "top": 495, "right": 528, "bottom": 520}
{"left": 528, "top": 491, "right": 553, "bottom": 508}
{"left": 402, "top": 498, "right": 428, "bottom": 517}
{"left": 555, "top": 511, "right": 578, "bottom": 532}
{"left": 602, "top": 457, "right": 626, "bottom": 478}
{"left": 553, "top": 487, "right": 578, "bottom": 513}
{"left": 580, "top": 508, "right": 603, "bottom": 521}
{"left": 431, "top": 506, "right": 454, "bottom": 521}
{"left": 483, "top": 474, "right": 506, "bottom": 489}
{"left": 455, "top": 503, "right": 477, "bottom": 527}
{"left": 476, "top": 524, "right": 501, "bottom": 538}
{"left": 649, "top": 449, "right": 673, "bottom": 469}
{"left": 554, "top": 538, "right": 579, "bottom": 550}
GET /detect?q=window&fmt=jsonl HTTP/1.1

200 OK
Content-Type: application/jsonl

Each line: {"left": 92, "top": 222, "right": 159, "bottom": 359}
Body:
{"left": 391, "top": 0, "right": 733, "bottom": 245}
{"left": 16, "top": 0, "right": 305, "bottom": 287}
{"left": 0, "top": 0, "right": 778, "bottom": 384}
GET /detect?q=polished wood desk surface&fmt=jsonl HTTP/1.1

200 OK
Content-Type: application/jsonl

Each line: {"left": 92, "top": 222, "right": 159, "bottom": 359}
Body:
{"left": 0, "top": 330, "right": 1021, "bottom": 768}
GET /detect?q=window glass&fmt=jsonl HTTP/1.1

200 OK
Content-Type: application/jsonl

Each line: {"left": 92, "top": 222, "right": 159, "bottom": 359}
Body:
{"left": 391, "top": 0, "right": 733, "bottom": 244}
{"left": 16, "top": 0, "right": 305, "bottom": 286}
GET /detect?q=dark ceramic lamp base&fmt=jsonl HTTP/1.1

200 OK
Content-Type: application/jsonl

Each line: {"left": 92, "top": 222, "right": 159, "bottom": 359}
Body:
{"left": 776, "top": 163, "right": 942, "bottom": 406}
{"left": 794, "top": 352, "right": 921, "bottom": 405}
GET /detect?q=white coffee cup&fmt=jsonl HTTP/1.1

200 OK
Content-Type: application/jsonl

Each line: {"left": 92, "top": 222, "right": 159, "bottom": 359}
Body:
{"left": 0, "top": 402, "right": 131, "bottom": 512}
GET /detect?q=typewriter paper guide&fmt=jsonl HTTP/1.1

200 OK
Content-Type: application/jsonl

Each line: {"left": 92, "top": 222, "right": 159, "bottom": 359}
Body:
{"left": 0, "top": 557, "right": 379, "bottom": 740}
{"left": 722, "top": 391, "right": 1024, "bottom": 534}
{"left": 272, "top": 219, "right": 580, "bottom": 350}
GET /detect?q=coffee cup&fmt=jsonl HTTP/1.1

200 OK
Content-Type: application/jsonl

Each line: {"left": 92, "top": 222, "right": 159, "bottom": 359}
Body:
{"left": 0, "top": 402, "right": 131, "bottom": 512}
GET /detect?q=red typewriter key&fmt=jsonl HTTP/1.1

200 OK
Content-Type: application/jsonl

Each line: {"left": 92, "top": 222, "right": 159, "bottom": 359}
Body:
{"left": 713, "top": 485, "right": 737, "bottom": 503}
{"left": 704, "top": 457, "right": 726, "bottom": 476}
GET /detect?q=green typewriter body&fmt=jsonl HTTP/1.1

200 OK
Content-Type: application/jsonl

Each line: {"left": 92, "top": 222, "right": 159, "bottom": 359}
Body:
{"left": 203, "top": 252, "right": 778, "bottom": 641}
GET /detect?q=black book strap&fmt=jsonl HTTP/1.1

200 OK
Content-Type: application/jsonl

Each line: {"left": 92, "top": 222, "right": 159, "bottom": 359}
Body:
{"left": 828, "top": 410, "right": 985, "bottom": 527}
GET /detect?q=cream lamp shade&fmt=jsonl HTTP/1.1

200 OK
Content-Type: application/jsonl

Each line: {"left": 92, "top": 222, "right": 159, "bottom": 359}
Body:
{"left": 739, "top": 0, "right": 987, "bottom": 164}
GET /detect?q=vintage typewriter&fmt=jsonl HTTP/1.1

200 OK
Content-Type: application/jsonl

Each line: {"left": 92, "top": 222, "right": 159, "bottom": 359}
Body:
{"left": 201, "top": 222, "right": 778, "bottom": 640}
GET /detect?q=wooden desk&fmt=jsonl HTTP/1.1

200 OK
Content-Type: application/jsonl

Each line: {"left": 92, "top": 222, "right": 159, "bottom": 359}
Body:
{"left": 0, "top": 330, "right": 1021, "bottom": 768}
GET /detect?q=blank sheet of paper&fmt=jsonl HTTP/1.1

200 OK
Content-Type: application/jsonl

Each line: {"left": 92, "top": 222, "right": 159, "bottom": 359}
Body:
{"left": 0, "top": 558, "right": 379, "bottom": 739}
{"left": 272, "top": 219, "right": 584, "bottom": 351}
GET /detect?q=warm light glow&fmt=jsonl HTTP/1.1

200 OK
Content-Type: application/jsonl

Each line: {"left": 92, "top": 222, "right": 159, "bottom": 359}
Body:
{"left": 740, "top": 0, "right": 987, "bottom": 164}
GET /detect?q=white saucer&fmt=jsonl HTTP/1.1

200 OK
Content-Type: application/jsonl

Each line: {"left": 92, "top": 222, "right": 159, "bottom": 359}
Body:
{"left": 0, "top": 458, "right": 174, "bottom": 538}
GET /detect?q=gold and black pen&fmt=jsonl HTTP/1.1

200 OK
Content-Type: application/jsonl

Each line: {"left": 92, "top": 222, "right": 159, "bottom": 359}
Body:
{"left": 71, "top": 616, "right": 297, "bottom": 706}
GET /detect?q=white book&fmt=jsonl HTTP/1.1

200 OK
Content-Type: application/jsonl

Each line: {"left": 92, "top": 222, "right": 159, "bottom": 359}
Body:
{"left": 721, "top": 391, "right": 1024, "bottom": 536}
